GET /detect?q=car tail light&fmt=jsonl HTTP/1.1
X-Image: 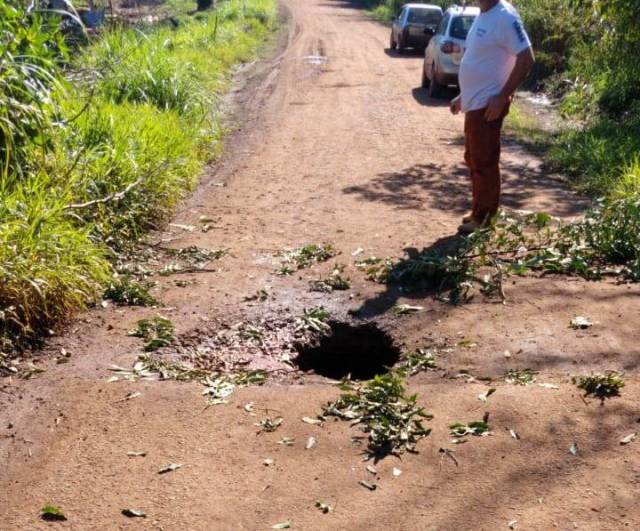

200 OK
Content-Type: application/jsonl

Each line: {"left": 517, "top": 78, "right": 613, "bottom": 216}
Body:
{"left": 441, "top": 41, "right": 461, "bottom": 54}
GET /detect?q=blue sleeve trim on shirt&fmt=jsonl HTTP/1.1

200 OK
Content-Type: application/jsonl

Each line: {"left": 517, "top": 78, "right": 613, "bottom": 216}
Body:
{"left": 513, "top": 20, "right": 526, "bottom": 43}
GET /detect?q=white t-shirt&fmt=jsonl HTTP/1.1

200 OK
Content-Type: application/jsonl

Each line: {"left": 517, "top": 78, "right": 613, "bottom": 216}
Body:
{"left": 459, "top": 0, "right": 532, "bottom": 112}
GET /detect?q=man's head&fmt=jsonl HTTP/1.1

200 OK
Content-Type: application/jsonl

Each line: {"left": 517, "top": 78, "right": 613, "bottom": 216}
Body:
{"left": 477, "top": 0, "right": 500, "bottom": 12}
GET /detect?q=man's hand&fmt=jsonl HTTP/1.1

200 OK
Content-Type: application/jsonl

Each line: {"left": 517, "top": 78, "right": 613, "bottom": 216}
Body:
{"left": 484, "top": 93, "right": 509, "bottom": 121}
{"left": 450, "top": 95, "right": 461, "bottom": 115}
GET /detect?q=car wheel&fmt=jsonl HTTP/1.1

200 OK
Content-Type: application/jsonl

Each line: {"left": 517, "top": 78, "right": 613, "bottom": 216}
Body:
{"left": 428, "top": 63, "right": 442, "bottom": 98}
{"left": 396, "top": 37, "right": 403, "bottom": 53}
{"left": 390, "top": 33, "right": 396, "bottom": 50}
{"left": 421, "top": 65, "right": 429, "bottom": 89}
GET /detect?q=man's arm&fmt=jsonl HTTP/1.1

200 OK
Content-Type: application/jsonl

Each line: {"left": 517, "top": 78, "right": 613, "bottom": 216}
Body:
{"left": 484, "top": 46, "right": 535, "bottom": 121}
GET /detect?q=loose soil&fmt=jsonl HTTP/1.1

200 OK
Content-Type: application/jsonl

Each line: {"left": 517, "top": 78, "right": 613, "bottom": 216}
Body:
{"left": 2, "top": 0, "right": 640, "bottom": 529}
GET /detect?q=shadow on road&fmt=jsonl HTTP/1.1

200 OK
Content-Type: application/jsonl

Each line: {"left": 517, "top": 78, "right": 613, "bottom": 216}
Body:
{"left": 351, "top": 234, "right": 466, "bottom": 319}
{"left": 343, "top": 160, "right": 589, "bottom": 216}
{"left": 383, "top": 47, "right": 424, "bottom": 59}
{"left": 411, "top": 86, "right": 455, "bottom": 107}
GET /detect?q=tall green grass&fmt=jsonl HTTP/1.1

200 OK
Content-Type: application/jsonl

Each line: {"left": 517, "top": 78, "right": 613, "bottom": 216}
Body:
{"left": 548, "top": 115, "right": 640, "bottom": 198}
{"left": 0, "top": 0, "right": 277, "bottom": 350}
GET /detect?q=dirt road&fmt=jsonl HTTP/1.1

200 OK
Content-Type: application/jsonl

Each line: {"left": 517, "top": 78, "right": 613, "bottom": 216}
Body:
{"left": 2, "top": 0, "right": 640, "bottom": 529}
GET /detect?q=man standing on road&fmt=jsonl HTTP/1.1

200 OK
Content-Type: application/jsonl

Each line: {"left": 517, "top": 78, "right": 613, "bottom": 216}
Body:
{"left": 450, "top": 0, "right": 534, "bottom": 234}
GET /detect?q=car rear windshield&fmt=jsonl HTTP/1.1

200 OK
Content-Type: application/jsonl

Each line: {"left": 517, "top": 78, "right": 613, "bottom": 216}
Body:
{"left": 408, "top": 8, "right": 442, "bottom": 25}
{"left": 449, "top": 15, "right": 475, "bottom": 39}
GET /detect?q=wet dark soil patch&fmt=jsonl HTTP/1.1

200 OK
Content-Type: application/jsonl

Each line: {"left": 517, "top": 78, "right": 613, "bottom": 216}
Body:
{"left": 294, "top": 321, "right": 401, "bottom": 380}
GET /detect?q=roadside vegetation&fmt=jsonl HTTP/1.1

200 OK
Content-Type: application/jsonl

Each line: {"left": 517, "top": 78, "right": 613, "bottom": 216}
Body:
{"left": 0, "top": 0, "right": 276, "bottom": 353}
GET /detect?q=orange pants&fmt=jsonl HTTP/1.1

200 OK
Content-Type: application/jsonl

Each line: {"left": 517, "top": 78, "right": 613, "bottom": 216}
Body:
{"left": 463, "top": 104, "right": 509, "bottom": 224}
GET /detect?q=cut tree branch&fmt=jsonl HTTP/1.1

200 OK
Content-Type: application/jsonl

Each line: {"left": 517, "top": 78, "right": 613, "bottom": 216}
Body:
{"left": 64, "top": 177, "right": 144, "bottom": 210}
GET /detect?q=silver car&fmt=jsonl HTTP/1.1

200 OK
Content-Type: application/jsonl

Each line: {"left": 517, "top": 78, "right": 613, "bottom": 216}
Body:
{"left": 422, "top": 5, "right": 479, "bottom": 97}
{"left": 390, "top": 3, "right": 443, "bottom": 52}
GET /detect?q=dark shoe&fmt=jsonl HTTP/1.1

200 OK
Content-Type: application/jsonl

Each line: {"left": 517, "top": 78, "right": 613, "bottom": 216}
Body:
{"left": 457, "top": 220, "right": 482, "bottom": 234}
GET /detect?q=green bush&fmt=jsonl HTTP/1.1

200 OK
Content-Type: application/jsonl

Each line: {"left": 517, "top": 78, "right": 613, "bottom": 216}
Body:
{"left": 0, "top": 0, "right": 277, "bottom": 350}
{"left": 512, "top": 0, "right": 594, "bottom": 88}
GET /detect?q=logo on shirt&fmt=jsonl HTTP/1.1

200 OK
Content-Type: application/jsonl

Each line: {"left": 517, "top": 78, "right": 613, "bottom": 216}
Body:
{"left": 513, "top": 20, "right": 526, "bottom": 43}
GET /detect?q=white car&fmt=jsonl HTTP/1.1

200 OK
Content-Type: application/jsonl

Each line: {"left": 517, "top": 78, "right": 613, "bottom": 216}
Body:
{"left": 422, "top": 5, "right": 479, "bottom": 97}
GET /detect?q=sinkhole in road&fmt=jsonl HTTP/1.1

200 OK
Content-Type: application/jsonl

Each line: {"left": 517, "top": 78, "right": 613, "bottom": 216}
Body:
{"left": 294, "top": 321, "right": 401, "bottom": 380}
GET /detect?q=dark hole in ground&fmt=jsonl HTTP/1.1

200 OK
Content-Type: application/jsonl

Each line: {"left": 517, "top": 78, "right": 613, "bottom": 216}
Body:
{"left": 294, "top": 321, "right": 401, "bottom": 380}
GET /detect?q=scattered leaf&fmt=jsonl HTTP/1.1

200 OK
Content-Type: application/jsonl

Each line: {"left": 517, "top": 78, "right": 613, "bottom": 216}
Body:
{"left": 158, "top": 463, "right": 183, "bottom": 474}
{"left": 309, "top": 266, "right": 351, "bottom": 292}
{"left": 450, "top": 420, "right": 491, "bottom": 438}
{"left": 301, "top": 416, "right": 323, "bottom": 426}
{"left": 570, "top": 316, "right": 593, "bottom": 329}
{"left": 538, "top": 383, "right": 559, "bottom": 389}
{"left": 118, "top": 391, "right": 142, "bottom": 402}
{"left": 322, "top": 370, "right": 432, "bottom": 457}
{"left": 438, "top": 447, "right": 459, "bottom": 466}
{"left": 392, "top": 467, "right": 402, "bottom": 477}
{"left": 358, "top": 480, "right": 377, "bottom": 491}
{"left": 573, "top": 372, "right": 624, "bottom": 401}
{"left": 278, "top": 437, "right": 295, "bottom": 446}
{"left": 403, "top": 347, "right": 438, "bottom": 375}
{"left": 295, "top": 307, "right": 331, "bottom": 335}
{"left": 244, "top": 402, "right": 255, "bottom": 413}
{"left": 122, "top": 508, "right": 146, "bottom": 518}
{"left": 280, "top": 243, "right": 338, "bottom": 271}
{"left": 569, "top": 442, "right": 579, "bottom": 456}
{"left": 508, "top": 520, "right": 518, "bottom": 530}
{"left": 256, "top": 417, "right": 283, "bottom": 433}
{"left": 392, "top": 304, "right": 424, "bottom": 316}
{"left": 509, "top": 429, "right": 520, "bottom": 440}
{"left": 315, "top": 500, "right": 332, "bottom": 514}
{"left": 305, "top": 437, "right": 317, "bottom": 450}
{"left": 41, "top": 505, "right": 66, "bottom": 521}
{"left": 505, "top": 368, "right": 537, "bottom": 385}
{"left": 366, "top": 465, "right": 377, "bottom": 475}
{"left": 477, "top": 388, "right": 496, "bottom": 402}
{"left": 127, "top": 451, "right": 147, "bottom": 457}
{"left": 128, "top": 316, "right": 175, "bottom": 351}
{"left": 263, "top": 459, "right": 275, "bottom": 466}
{"left": 457, "top": 337, "right": 477, "bottom": 348}
{"left": 272, "top": 521, "right": 291, "bottom": 529}
{"left": 620, "top": 433, "right": 636, "bottom": 445}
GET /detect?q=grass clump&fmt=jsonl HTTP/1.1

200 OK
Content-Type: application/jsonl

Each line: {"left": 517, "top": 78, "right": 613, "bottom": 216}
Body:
{"left": 322, "top": 370, "right": 432, "bottom": 458}
{"left": 129, "top": 316, "right": 175, "bottom": 351}
{"left": 103, "top": 277, "right": 157, "bottom": 306}
{"left": 0, "top": 188, "right": 110, "bottom": 348}
{"left": 573, "top": 372, "right": 624, "bottom": 401}
{"left": 548, "top": 119, "right": 640, "bottom": 198}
